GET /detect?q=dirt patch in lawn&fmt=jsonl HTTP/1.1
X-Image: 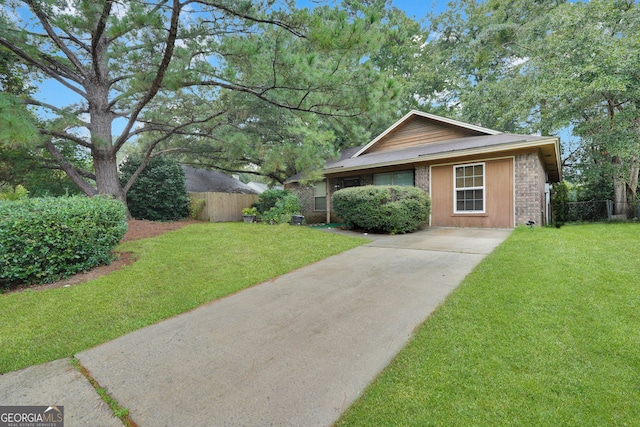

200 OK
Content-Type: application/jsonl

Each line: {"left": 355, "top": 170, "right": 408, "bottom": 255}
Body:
{"left": 7, "top": 219, "right": 199, "bottom": 294}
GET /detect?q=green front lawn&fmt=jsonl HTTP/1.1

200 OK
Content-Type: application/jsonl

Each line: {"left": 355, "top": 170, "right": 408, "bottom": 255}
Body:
{"left": 0, "top": 223, "right": 366, "bottom": 374}
{"left": 337, "top": 223, "right": 640, "bottom": 426}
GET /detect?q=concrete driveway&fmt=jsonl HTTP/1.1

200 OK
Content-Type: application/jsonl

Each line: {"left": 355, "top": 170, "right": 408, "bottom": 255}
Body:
{"left": 0, "top": 227, "right": 510, "bottom": 426}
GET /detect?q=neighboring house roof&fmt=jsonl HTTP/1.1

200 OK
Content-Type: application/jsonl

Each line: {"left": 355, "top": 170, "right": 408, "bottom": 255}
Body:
{"left": 182, "top": 165, "right": 257, "bottom": 194}
{"left": 246, "top": 182, "right": 269, "bottom": 194}
{"left": 286, "top": 110, "right": 561, "bottom": 183}
{"left": 246, "top": 182, "right": 283, "bottom": 194}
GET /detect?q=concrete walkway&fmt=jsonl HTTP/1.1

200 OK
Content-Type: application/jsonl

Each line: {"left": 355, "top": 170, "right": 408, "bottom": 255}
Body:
{"left": 0, "top": 227, "right": 511, "bottom": 426}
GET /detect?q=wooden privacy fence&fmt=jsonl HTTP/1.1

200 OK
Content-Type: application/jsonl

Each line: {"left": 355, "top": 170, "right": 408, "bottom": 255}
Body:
{"left": 189, "top": 192, "right": 258, "bottom": 222}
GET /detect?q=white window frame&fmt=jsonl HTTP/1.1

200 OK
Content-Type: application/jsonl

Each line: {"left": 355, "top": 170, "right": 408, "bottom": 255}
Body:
{"left": 453, "top": 162, "right": 486, "bottom": 214}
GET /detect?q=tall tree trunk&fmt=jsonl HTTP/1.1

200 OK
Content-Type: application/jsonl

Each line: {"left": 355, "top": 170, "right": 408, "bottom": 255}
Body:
{"left": 612, "top": 155, "right": 628, "bottom": 216}
{"left": 93, "top": 148, "right": 131, "bottom": 218}
{"left": 628, "top": 155, "right": 639, "bottom": 217}
{"left": 93, "top": 148, "right": 124, "bottom": 200}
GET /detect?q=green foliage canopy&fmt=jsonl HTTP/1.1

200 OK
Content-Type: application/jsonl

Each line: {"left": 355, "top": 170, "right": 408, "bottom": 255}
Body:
{"left": 0, "top": 0, "right": 400, "bottom": 204}
{"left": 119, "top": 156, "right": 190, "bottom": 221}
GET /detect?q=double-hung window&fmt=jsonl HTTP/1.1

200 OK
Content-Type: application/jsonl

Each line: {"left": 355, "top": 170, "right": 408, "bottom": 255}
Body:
{"left": 314, "top": 181, "right": 327, "bottom": 211}
{"left": 454, "top": 163, "right": 485, "bottom": 213}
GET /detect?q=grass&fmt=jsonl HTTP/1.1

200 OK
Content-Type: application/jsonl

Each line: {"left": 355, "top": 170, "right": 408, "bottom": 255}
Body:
{"left": 336, "top": 223, "right": 640, "bottom": 427}
{"left": 0, "top": 222, "right": 366, "bottom": 374}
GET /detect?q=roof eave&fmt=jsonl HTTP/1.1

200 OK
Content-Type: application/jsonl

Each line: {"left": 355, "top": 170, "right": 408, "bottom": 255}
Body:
{"left": 325, "top": 138, "right": 561, "bottom": 178}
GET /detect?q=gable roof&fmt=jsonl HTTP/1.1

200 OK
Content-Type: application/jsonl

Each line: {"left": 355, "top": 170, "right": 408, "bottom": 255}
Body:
{"left": 182, "top": 165, "right": 257, "bottom": 194}
{"left": 325, "top": 133, "right": 561, "bottom": 181}
{"left": 285, "top": 111, "right": 562, "bottom": 184}
{"left": 352, "top": 110, "right": 502, "bottom": 158}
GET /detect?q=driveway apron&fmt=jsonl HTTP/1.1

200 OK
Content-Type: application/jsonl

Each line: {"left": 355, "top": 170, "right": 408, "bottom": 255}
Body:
{"left": 1, "top": 227, "right": 510, "bottom": 426}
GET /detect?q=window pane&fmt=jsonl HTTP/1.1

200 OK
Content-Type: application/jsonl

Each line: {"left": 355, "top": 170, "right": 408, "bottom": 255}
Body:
{"left": 374, "top": 173, "right": 393, "bottom": 186}
{"left": 314, "top": 196, "right": 326, "bottom": 211}
{"left": 314, "top": 182, "right": 326, "bottom": 197}
{"left": 455, "top": 164, "right": 484, "bottom": 212}
{"left": 393, "top": 171, "right": 414, "bottom": 186}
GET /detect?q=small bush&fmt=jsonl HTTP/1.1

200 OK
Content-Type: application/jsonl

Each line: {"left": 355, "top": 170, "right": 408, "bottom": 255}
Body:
{"left": 552, "top": 181, "right": 569, "bottom": 228}
{"left": 332, "top": 185, "right": 431, "bottom": 234}
{"left": 0, "top": 196, "right": 128, "bottom": 288}
{"left": 259, "top": 191, "right": 302, "bottom": 224}
{"left": 0, "top": 184, "right": 29, "bottom": 201}
{"left": 252, "top": 189, "right": 290, "bottom": 215}
{"left": 188, "top": 195, "right": 205, "bottom": 219}
{"left": 120, "top": 156, "right": 190, "bottom": 221}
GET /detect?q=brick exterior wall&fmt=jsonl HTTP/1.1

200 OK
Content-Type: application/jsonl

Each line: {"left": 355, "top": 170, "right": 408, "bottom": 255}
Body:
{"left": 287, "top": 184, "right": 327, "bottom": 224}
{"left": 415, "top": 165, "right": 430, "bottom": 194}
{"left": 514, "top": 152, "right": 547, "bottom": 226}
{"left": 292, "top": 156, "right": 548, "bottom": 227}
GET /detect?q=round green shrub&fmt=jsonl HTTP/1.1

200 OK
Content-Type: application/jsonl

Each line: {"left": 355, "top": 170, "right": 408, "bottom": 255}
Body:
{"left": 120, "top": 156, "right": 190, "bottom": 221}
{"left": 332, "top": 185, "right": 431, "bottom": 234}
{"left": 0, "top": 196, "right": 128, "bottom": 288}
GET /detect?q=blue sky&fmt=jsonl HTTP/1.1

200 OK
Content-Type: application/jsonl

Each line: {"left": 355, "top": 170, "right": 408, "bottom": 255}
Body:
{"left": 297, "top": 0, "right": 447, "bottom": 20}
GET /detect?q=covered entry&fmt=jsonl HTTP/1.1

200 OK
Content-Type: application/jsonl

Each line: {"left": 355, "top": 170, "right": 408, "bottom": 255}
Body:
{"left": 431, "top": 158, "right": 514, "bottom": 228}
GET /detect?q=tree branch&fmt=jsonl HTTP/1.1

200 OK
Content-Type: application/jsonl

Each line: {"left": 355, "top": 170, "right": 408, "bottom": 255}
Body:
{"left": 25, "top": 0, "right": 89, "bottom": 80}
{"left": 192, "top": 0, "right": 307, "bottom": 38}
{"left": 43, "top": 140, "right": 96, "bottom": 196}
{"left": 91, "top": 0, "right": 113, "bottom": 79}
{"left": 0, "top": 38, "right": 87, "bottom": 97}
{"left": 113, "top": 0, "right": 182, "bottom": 154}
{"left": 187, "top": 80, "right": 360, "bottom": 117}
{"left": 40, "top": 129, "right": 93, "bottom": 149}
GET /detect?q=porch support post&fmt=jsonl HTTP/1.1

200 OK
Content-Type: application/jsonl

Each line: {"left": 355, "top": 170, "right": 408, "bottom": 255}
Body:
{"left": 326, "top": 178, "right": 331, "bottom": 224}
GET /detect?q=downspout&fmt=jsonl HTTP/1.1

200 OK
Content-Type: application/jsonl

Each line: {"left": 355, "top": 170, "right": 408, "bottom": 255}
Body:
{"left": 545, "top": 182, "right": 551, "bottom": 226}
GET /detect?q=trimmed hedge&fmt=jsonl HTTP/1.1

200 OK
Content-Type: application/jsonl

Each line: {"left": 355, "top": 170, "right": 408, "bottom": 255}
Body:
{"left": 332, "top": 185, "right": 431, "bottom": 234}
{"left": 0, "top": 196, "right": 128, "bottom": 288}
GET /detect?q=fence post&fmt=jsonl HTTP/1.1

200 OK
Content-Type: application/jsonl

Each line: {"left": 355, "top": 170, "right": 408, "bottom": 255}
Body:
{"left": 606, "top": 200, "right": 613, "bottom": 220}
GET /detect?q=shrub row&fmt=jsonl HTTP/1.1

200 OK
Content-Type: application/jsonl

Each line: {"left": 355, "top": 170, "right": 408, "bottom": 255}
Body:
{"left": 0, "top": 196, "right": 128, "bottom": 288}
{"left": 332, "top": 185, "right": 431, "bottom": 234}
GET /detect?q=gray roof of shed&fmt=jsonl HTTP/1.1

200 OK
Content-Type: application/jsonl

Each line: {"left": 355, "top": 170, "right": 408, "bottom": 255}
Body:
{"left": 182, "top": 165, "right": 257, "bottom": 194}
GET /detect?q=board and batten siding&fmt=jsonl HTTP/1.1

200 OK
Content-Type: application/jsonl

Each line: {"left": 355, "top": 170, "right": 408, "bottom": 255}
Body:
{"left": 364, "top": 116, "right": 483, "bottom": 154}
{"left": 430, "top": 158, "right": 514, "bottom": 228}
